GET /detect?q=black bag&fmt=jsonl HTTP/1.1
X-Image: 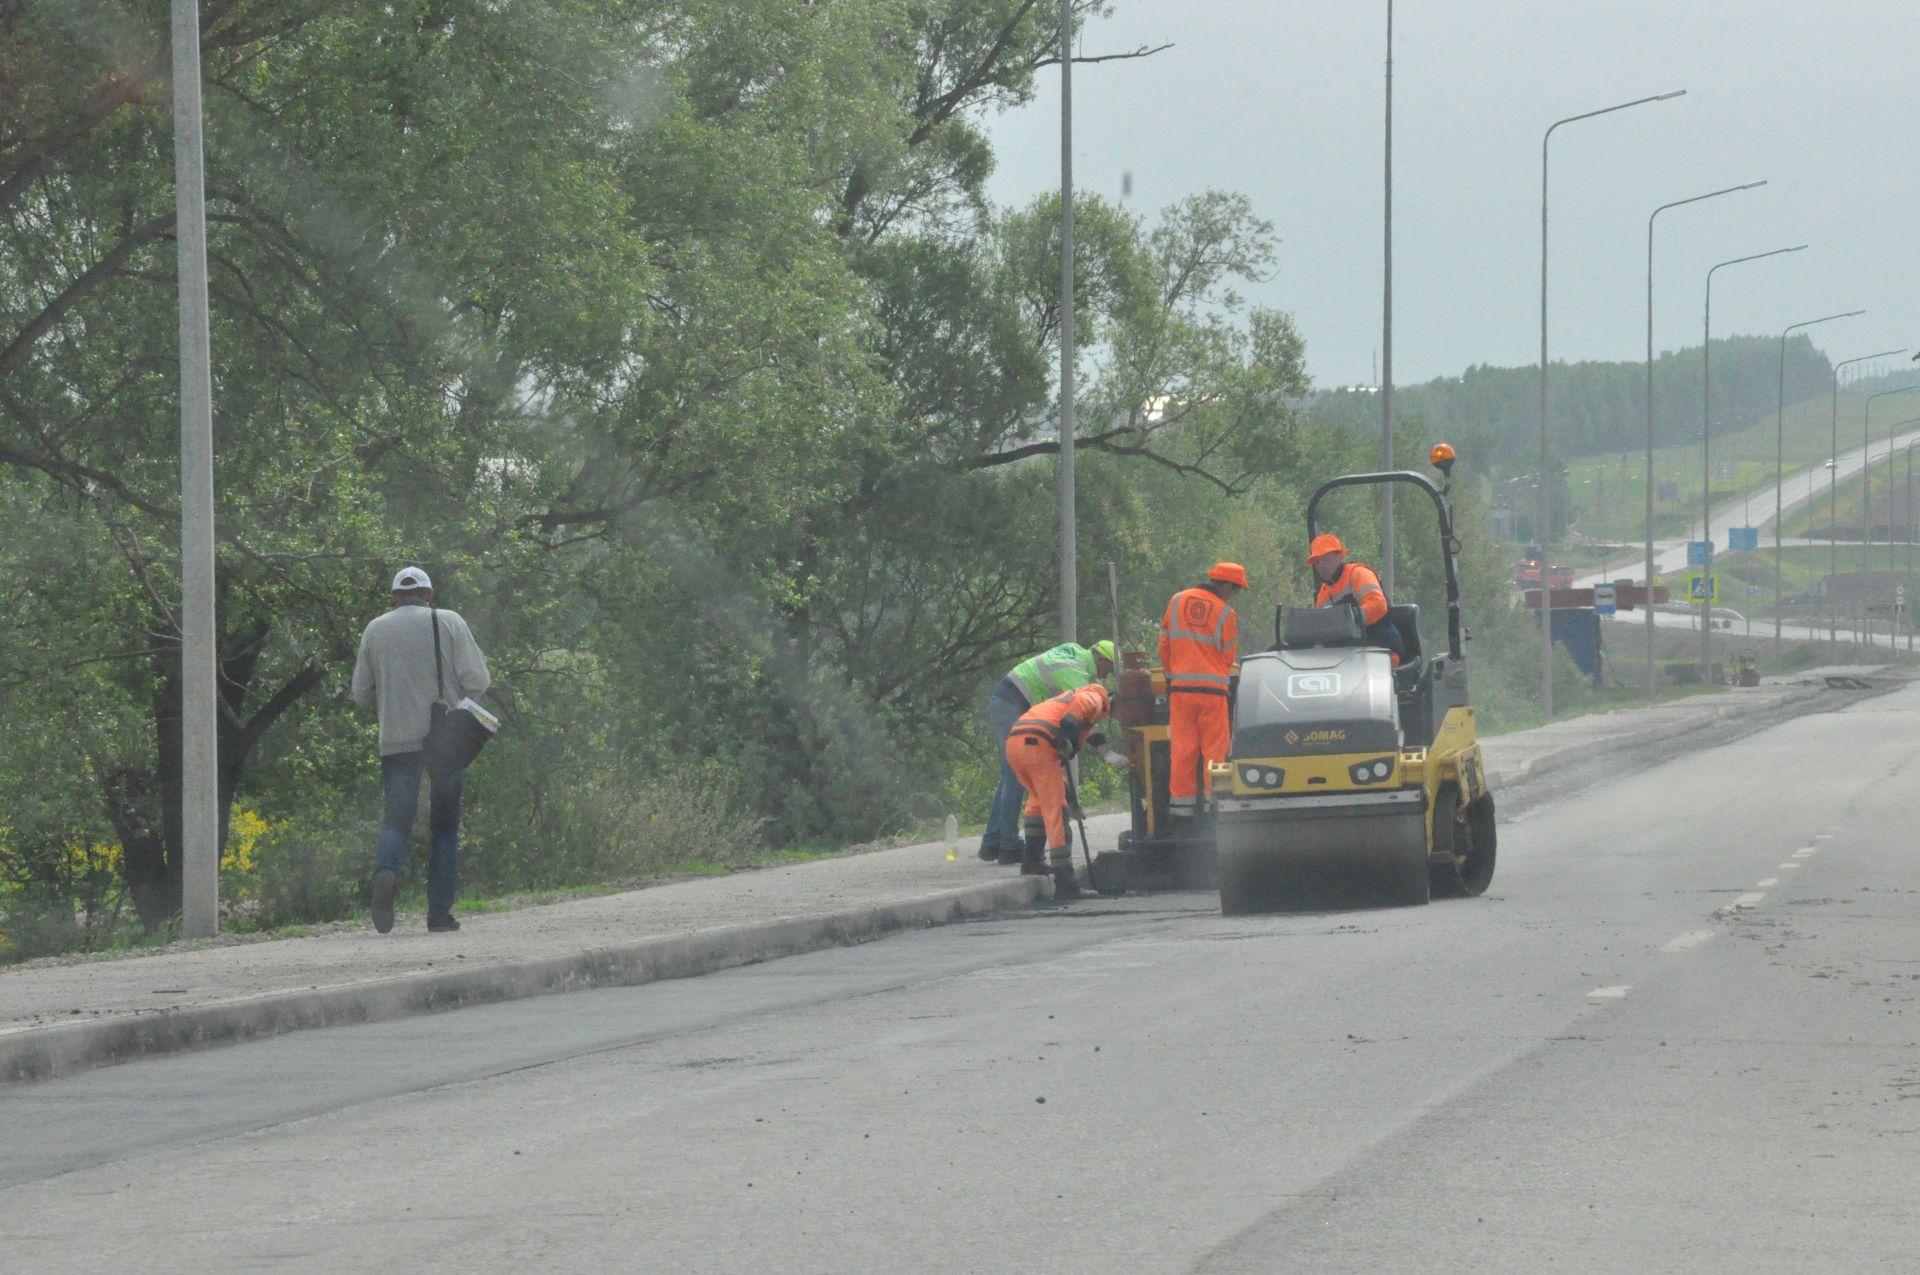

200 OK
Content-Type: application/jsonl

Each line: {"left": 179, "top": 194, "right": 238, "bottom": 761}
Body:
{"left": 422, "top": 607, "right": 494, "bottom": 775}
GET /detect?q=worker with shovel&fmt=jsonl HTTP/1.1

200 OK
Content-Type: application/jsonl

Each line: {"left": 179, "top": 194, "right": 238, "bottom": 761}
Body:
{"left": 979, "top": 639, "right": 1116, "bottom": 863}
{"left": 1006, "top": 683, "right": 1113, "bottom": 899}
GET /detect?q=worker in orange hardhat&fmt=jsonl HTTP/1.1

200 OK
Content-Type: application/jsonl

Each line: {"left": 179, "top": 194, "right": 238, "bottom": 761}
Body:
{"left": 1308, "top": 534, "right": 1405, "bottom": 665}
{"left": 1158, "top": 562, "right": 1246, "bottom": 820}
{"left": 1006, "top": 683, "right": 1113, "bottom": 899}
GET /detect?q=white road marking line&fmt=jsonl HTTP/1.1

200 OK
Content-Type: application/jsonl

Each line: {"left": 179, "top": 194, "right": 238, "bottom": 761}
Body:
{"left": 1661, "top": 931, "right": 1715, "bottom": 953}
{"left": 1793, "top": 848, "right": 1817, "bottom": 858}
{"left": 1756, "top": 877, "right": 1779, "bottom": 888}
{"left": 1815, "top": 834, "right": 1833, "bottom": 841}
{"left": 1731, "top": 892, "right": 1766, "bottom": 909}
{"left": 1587, "top": 986, "right": 1631, "bottom": 999}
{"left": 1778, "top": 863, "right": 1798, "bottom": 870}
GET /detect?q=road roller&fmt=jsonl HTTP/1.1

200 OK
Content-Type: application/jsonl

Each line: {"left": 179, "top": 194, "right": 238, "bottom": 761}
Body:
{"left": 1093, "top": 445, "right": 1496, "bottom": 912}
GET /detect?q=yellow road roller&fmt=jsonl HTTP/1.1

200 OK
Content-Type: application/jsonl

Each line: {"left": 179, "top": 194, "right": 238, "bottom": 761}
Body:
{"left": 1095, "top": 446, "right": 1496, "bottom": 911}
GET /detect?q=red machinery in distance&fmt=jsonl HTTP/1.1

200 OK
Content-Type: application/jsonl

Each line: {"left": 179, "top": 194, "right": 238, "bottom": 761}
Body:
{"left": 1521, "top": 582, "right": 1670, "bottom": 611}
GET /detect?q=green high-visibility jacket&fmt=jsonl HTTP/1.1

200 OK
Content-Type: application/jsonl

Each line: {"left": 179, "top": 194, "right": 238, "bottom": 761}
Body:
{"left": 1006, "top": 643, "right": 1099, "bottom": 706}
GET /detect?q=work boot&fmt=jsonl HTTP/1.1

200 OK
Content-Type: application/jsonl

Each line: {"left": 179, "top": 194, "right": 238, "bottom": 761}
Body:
{"left": 371, "top": 868, "right": 397, "bottom": 934}
{"left": 1008, "top": 815, "right": 1044, "bottom": 866}
{"left": 978, "top": 840, "right": 1002, "bottom": 862}
{"left": 1049, "top": 848, "right": 1084, "bottom": 900}
{"left": 1020, "top": 841, "right": 1050, "bottom": 875}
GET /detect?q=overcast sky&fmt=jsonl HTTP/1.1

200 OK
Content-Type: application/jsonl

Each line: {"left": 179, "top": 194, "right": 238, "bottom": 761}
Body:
{"left": 983, "top": 0, "right": 1919, "bottom": 391}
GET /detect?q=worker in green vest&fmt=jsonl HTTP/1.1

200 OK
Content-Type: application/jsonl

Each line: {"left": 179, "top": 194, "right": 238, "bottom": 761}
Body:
{"left": 979, "top": 640, "right": 1116, "bottom": 863}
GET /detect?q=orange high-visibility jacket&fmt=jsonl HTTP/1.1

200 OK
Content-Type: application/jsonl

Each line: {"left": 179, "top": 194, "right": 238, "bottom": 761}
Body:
{"left": 1009, "top": 685, "right": 1111, "bottom": 755}
{"left": 1315, "top": 561, "right": 1389, "bottom": 625}
{"left": 1159, "top": 587, "right": 1238, "bottom": 697}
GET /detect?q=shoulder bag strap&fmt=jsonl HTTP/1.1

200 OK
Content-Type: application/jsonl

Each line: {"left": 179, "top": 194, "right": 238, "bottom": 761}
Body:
{"left": 429, "top": 605, "right": 448, "bottom": 706}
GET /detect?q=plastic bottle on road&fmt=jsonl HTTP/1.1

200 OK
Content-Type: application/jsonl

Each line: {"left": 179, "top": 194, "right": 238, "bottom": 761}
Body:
{"left": 944, "top": 813, "right": 959, "bottom": 861}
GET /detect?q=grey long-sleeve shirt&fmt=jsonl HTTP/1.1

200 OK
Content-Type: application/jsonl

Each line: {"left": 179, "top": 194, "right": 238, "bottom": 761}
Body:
{"left": 351, "top": 603, "right": 492, "bottom": 756}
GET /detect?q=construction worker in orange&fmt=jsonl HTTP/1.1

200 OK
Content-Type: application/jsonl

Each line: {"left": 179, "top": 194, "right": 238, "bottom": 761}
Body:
{"left": 1159, "top": 562, "right": 1247, "bottom": 821}
{"left": 1006, "top": 683, "right": 1112, "bottom": 899}
{"left": 1309, "top": 534, "right": 1405, "bottom": 664}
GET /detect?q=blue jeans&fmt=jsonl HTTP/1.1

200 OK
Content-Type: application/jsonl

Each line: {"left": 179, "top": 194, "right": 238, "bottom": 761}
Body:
{"left": 982, "top": 679, "right": 1030, "bottom": 853}
{"left": 375, "top": 751, "right": 464, "bottom": 922}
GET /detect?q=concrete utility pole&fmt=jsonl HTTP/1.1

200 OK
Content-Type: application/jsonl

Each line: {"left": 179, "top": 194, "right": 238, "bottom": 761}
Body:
{"left": 1379, "top": 0, "right": 1395, "bottom": 593}
{"left": 172, "top": 0, "right": 219, "bottom": 939}
{"left": 1829, "top": 350, "right": 1905, "bottom": 637}
{"left": 1644, "top": 181, "right": 1766, "bottom": 696}
{"left": 1539, "top": 88, "right": 1684, "bottom": 719}
{"left": 1056, "top": 0, "right": 1076, "bottom": 644}
{"left": 1773, "top": 312, "right": 1862, "bottom": 654}
{"left": 1700, "top": 245, "right": 1805, "bottom": 681}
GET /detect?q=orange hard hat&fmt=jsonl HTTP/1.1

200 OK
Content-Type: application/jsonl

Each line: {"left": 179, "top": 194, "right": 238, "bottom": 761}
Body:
{"left": 1307, "top": 534, "right": 1346, "bottom": 563}
{"left": 1208, "top": 561, "right": 1250, "bottom": 588}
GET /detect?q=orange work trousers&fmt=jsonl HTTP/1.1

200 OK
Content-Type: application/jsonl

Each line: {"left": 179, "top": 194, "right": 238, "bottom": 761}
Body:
{"left": 1167, "top": 691, "right": 1230, "bottom": 808}
{"left": 1007, "top": 734, "right": 1070, "bottom": 851}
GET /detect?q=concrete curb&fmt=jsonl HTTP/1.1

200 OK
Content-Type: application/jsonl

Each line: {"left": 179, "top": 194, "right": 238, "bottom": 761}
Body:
{"left": 0, "top": 876, "right": 1045, "bottom": 1085}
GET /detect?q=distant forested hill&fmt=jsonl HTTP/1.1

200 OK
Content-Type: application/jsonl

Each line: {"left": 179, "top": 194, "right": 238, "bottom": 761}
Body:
{"left": 1313, "top": 334, "right": 1833, "bottom": 466}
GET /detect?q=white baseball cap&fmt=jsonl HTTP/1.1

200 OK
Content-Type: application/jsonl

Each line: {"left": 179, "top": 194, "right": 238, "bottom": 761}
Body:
{"left": 390, "top": 566, "right": 433, "bottom": 592}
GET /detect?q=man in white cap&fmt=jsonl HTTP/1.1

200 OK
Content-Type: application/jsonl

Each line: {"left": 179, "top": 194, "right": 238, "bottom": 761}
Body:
{"left": 351, "top": 566, "right": 491, "bottom": 933}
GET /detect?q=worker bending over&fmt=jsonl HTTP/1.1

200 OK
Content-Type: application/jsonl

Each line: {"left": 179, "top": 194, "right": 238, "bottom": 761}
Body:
{"left": 1159, "top": 562, "right": 1246, "bottom": 820}
{"left": 980, "top": 640, "right": 1116, "bottom": 863}
{"left": 1309, "top": 534, "right": 1404, "bottom": 665}
{"left": 1006, "top": 683, "right": 1112, "bottom": 899}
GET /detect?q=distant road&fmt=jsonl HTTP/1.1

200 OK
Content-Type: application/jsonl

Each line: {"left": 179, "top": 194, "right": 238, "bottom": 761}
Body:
{"left": 1572, "top": 425, "right": 1920, "bottom": 592}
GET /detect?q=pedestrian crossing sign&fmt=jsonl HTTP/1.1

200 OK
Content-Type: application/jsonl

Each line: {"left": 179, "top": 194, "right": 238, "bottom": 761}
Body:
{"left": 1684, "top": 573, "right": 1718, "bottom": 604}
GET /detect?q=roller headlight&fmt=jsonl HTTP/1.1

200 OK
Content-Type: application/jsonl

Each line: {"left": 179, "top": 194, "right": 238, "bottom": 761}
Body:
{"left": 1348, "top": 757, "right": 1396, "bottom": 785}
{"left": 1238, "top": 765, "right": 1285, "bottom": 790}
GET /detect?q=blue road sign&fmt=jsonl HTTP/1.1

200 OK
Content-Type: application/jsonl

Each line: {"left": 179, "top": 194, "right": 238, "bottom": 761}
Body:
{"left": 1687, "top": 574, "right": 1717, "bottom": 603}
{"left": 1592, "top": 583, "right": 1618, "bottom": 616}
{"left": 1728, "top": 527, "right": 1759, "bottom": 551}
{"left": 1746, "top": 584, "right": 1771, "bottom": 598}
{"left": 1686, "top": 540, "right": 1714, "bottom": 567}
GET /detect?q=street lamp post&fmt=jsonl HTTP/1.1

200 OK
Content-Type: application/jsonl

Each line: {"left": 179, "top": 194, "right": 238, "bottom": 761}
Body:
{"left": 1829, "top": 350, "right": 1905, "bottom": 638}
{"left": 1057, "top": 0, "right": 1076, "bottom": 644}
{"left": 1701, "top": 246, "right": 1806, "bottom": 681}
{"left": 1774, "top": 311, "right": 1864, "bottom": 653}
{"left": 1645, "top": 182, "right": 1765, "bottom": 696}
{"left": 1380, "top": 0, "right": 1395, "bottom": 593}
{"left": 1540, "top": 88, "right": 1685, "bottom": 718}
{"left": 171, "top": 0, "right": 219, "bottom": 939}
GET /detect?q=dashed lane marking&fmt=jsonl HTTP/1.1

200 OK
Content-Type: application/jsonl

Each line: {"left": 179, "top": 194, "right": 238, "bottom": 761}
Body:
{"left": 1587, "top": 986, "right": 1631, "bottom": 999}
{"left": 1757, "top": 877, "right": 1779, "bottom": 888}
{"left": 1815, "top": 834, "right": 1833, "bottom": 841}
{"left": 1661, "top": 931, "right": 1715, "bottom": 953}
{"left": 1778, "top": 863, "right": 1798, "bottom": 870}
{"left": 1730, "top": 892, "right": 1766, "bottom": 909}
{"left": 1793, "top": 848, "right": 1817, "bottom": 859}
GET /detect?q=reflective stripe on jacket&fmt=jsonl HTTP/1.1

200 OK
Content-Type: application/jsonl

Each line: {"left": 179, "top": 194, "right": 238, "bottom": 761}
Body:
{"left": 1006, "top": 643, "right": 1098, "bottom": 706}
{"left": 1315, "top": 561, "right": 1390, "bottom": 624}
{"left": 1159, "top": 587, "right": 1238, "bottom": 696}
{"left": 1009, "top": 685, "right": 1111, "bottom": 753}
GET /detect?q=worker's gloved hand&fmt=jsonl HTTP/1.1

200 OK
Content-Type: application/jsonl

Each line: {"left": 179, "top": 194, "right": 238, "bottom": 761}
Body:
{"left": 1053, "top": 735, "right": 1076, "bottom": 762}
{"left": 1059, "top": 714, "right": 1082, "bottom": 735}
{"left": 1067, "top": 801, "right": 1085, "bottom": 822}
{"left": 1085, "top": 731, "right": 1107, "bottom": 750}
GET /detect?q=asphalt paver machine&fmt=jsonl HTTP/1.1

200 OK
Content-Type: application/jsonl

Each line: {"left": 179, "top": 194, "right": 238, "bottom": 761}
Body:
{"left": 1093, "top": 445, "right": 1497, "bottom": 911}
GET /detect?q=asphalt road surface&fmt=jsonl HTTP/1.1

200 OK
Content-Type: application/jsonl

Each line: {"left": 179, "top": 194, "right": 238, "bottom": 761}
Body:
{"left": 5, "top": 686, "right": 1918, "bottom": 1273}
